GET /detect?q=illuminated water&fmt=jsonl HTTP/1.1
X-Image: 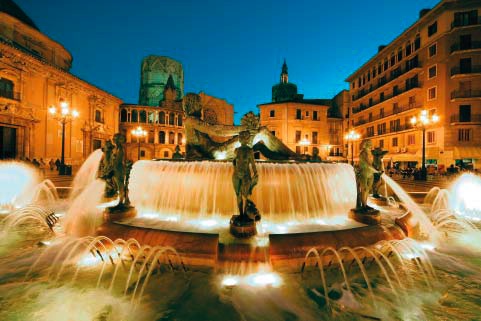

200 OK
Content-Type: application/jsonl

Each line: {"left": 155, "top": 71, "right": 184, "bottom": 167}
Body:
{"left": 0, "top": 160, "right": 480, "bottom": 320}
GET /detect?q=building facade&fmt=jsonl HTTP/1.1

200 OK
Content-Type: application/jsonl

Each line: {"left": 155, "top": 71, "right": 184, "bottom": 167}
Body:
{"left": 346, "top": 0, "right": 481, "bottom": 170}
{"left": 0, "top": 1, "right": 121, "bottom": 165}
{"left": 120, "top": 71, "right": 234, "bottom": 160}
{"left": 258, "top": 61, "right": 346, "bottom": 160}
{"left": 259, "top": 61, "right": 346, "bottom": 160}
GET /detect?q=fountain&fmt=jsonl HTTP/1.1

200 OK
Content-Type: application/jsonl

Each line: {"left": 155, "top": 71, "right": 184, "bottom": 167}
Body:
{"left": 0, "top": 127, "right": 480, "bottom": 319}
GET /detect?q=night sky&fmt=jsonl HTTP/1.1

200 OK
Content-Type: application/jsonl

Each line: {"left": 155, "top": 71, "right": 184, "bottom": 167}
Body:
{"left": 17, "top": 0, "right": 439, "bottom": 123}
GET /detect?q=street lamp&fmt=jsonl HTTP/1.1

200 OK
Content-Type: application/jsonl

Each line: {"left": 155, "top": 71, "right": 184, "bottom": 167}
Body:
{"left": 410, "top": 109, "right": 439, "bottom": 180}
{"left": 48, "top": 99, "right": 79, "bottom": 175}
{"left": 345, "top": 130, "right": 360, "bottom": 165}
{"left": 131, "top": 126, "right": 147, "bottom": 160}
{"left": 299, "top": 138, "right": 310, "bottom": 155}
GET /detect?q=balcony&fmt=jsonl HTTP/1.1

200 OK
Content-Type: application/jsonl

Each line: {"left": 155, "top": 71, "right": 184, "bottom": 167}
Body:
{"left": 352, "top": 81, "right": 421, "bottom": 114}
{"left": 329, "top": 152, "right": 344, "bottom": 157}
{"left": 353, "top": 103, "right": 421, "bottom": 126}
{"left": 450, "top": 41, "right": 481, "bottom": 53}
{"left": 450, "top": 114, "right": 481, "bottom": 123}
{"left": 451, "top": 90, "right": 481, "bottom": 100}
{"left": 451, "top": 17, "right": 481, "bottom": 30}
{"left": 0, "top": 89, "right": 20, "bottom": 101}
{"left": 451, "top": 65, "right": 481, "bottom": 77}
{"left": 352, "top": 58, "right": 420, "bottom": 102}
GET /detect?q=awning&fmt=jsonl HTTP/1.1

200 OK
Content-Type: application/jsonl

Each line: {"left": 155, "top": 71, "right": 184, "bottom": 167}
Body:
{"left": 453, "top": 147, "right": 481, "bottom": 159}
{"left": 383, "top": 153, "right": 419, "bottom": 162}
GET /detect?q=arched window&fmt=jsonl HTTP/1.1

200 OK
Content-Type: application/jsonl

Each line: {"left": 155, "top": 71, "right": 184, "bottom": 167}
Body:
{"left": 139, "top": 110, "right": 147, "bottom": 123}
{"left": 178, "top": 133, "right": 183, "bottom": 145}
{"left": 159, "top": 131, "right": 165, "bottom": 144}
{"left": 131, "top": 110, "right": 138, "bottom": 122}
{"left": 177, "top": 114, "right": 183, "bottom": 126}
{"left": 159, "top": 111, "right": 165, "bottom": 124}
{"left": 169, "top": 112, "right": 175, "bottom": 125}
{"left": 120, "top": 109, "right": 127, "bottom": 122}
{"left": 148, "top": 111, "right": 155, "bottom": 123}
{"left": 169, "top": 131, "right": 175, "bottom": 144}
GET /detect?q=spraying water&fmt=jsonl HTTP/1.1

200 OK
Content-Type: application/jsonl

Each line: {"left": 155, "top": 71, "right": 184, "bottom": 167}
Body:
{"left": 70, "top": 149, "right": 103, "bottom": 200}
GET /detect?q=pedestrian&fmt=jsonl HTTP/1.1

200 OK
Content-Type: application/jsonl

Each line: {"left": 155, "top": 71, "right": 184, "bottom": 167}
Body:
{"left": 55, "top": 158, "right": 61, "bottom": 171}
{"left": 39, "top": 158, "right": 46, "bottom": 175}
{"left": 49, "top": 159, "right": 55, "bottom": 170}
{"left": 32, "top": 158, "right": 40, "bottom": 167}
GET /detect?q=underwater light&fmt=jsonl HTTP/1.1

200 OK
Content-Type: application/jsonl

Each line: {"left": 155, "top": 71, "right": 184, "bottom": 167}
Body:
{"left": 221, "top": 275, "right": 240, "bottom": 287}
{"left": 245, "top": 272, "right": 282, "bottom": 288}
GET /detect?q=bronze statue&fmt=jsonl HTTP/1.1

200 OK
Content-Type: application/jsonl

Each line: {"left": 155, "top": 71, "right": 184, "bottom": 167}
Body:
{"left": 350, "top": 139, "right": 381, "bottom": 225}
{"left": 98, "top": 133, "right": 136, "bottom": 220}
{"left": 97, "top": 140, "right": 116, "bottom": 198}
{"left": 355, "top": 139, "right": 377, "bottom": 210}
{"left": 183, "top": 93, "right": 300, "bottom": 160}
{"left": 232, "top": 131, "right": 259, "bottom": 221}
{"left": 172, "top": 145, "right": 183, "bottom": 159}
{"left": 371, "top": 147, "right": 388, "bottom": 198}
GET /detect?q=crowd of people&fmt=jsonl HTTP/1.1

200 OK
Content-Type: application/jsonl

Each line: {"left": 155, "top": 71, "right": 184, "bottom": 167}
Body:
{"left": 387, "top": 164, "right": 477, "bottom": 179}
{"left": 19, "top": 157, "right": 62, "bottom": 175}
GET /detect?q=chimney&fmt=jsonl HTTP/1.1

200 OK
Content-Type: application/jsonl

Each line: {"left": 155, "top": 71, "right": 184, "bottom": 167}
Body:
{"left": 419, "top": 8, "right": 430, "bottom": 18}
{"left": 378, "top": 45, "right": 386, "bottom": 53}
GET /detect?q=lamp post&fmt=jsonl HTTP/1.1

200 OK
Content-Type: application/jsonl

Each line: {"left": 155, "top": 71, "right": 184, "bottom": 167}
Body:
{"left": 48, "top": 100, "right": 79, "bottom": 175}
{"left": 131, "top": 126, "right": 147, "bottom": 160}
{"left": 410, "top": 110, "right": 439, "bottom": 181}
{"left": 345, "top": 130, "right": 360, "bottom": 165}
{"left": 299, "top": 138, "right": 311, "bottom": 155}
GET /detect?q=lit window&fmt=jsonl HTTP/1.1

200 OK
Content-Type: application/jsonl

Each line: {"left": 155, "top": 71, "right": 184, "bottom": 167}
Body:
{"left": 427, "top": 131, "right": 436, "bottom": 144}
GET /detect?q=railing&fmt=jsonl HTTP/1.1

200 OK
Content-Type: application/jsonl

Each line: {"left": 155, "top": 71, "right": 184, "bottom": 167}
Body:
{"left": 451, "top": 65, "right": 481, "bottom": 76}
{"left": 352, "top": 58, "right": 420, "bottom": 101}
{"left": 353, "top": 103, "right": 422, "bottom": 126}
{"left": 451, "top": 17, "right": 481, "bottom": 29}
{"left": 450, "top": 41, "right": 481, "bottom": 53}
{"left": 0, "top": 89, "right": 20, "bottom": 101}
{"left": 450, "top": 114, "right": 481, "bottom": 123}
{"left": 352, "top": 81, "right": 421, "bottom": 114}
{"left": 451, "top": 90, "right": 481, "bottom": 99}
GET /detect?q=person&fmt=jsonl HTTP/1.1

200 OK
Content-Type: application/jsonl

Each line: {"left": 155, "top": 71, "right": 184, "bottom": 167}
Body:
{"left": 49, "top": 159, "right": 55, "bottom": 170}
{"left": 32, "top": 158, "right": 40, "bottom": 167}
{"left": 55, "top": 158, "right": 61, "bottom": 171}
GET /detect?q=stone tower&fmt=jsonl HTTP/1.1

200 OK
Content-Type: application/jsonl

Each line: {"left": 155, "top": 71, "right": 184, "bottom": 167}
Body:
{"left": 138, "top": 56, "right": 184, "bottom": 106}
{"left": 271, "top": 59, "right": 300, "bottom": 102}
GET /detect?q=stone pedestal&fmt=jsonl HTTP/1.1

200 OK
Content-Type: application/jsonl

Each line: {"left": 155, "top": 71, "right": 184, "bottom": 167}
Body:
{"left": 103, "top": 205, "right": 137, "bottom": 222}
{"left": 229, "top": 215, "right": 257, "bottom": 238}
{"left": 349, "top": 207, "right": 381, "bottom": 225}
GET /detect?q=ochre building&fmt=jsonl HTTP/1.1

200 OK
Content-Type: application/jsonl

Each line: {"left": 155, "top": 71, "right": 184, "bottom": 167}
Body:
{"left": 0, "top": 0, "right": 121, "bottom": 166}
{"left": 259, "top": 61, "right": 346, "bottom": 160}
{"left": 346, "top": 0, "right": 481, "bottom": 170}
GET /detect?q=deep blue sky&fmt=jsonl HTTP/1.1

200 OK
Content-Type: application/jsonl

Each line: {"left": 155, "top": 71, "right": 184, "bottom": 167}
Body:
{"left": 17, "top": 0, "right": 439, "bottom": 123}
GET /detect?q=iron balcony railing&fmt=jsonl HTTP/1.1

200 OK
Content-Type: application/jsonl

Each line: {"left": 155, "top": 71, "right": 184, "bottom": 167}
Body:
{"left": 451, "top": 90, "right": 481, "bottom": 99}
{"left": 451, "top": 17, "right": 481, "bottom": 29}
{"left": 0, "top": 89, "right": 20, "bottom": 101}
{"left": 352, "top": 81, "right": 421, "bottom": 114}
{"left": 329, "top": 152, "right": 344, "bottom": 157}
{"left": 450, "top": 114, "right": 481, "bottom": 123}
{"left": 451, "top": 65, "right": 481, "bottom": 76}
{"left": 450, "top": 41, "right": 481, "bottom": 53}
{"left": 352, "top": 58, "right": 420, "bottom": 101}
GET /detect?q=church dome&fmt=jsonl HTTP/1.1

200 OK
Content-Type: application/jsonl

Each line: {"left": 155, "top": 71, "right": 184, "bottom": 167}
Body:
{"left": 0, "top": 0, "right": 39, "bottom": 30}
{"left": 272, "top": 82, "right": 298, "bottom": 102}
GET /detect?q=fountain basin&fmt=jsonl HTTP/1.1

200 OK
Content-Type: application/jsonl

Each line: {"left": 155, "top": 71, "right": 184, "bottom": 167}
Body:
{"left": 97, "top": 218, "right": 407, "bottom": 272}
